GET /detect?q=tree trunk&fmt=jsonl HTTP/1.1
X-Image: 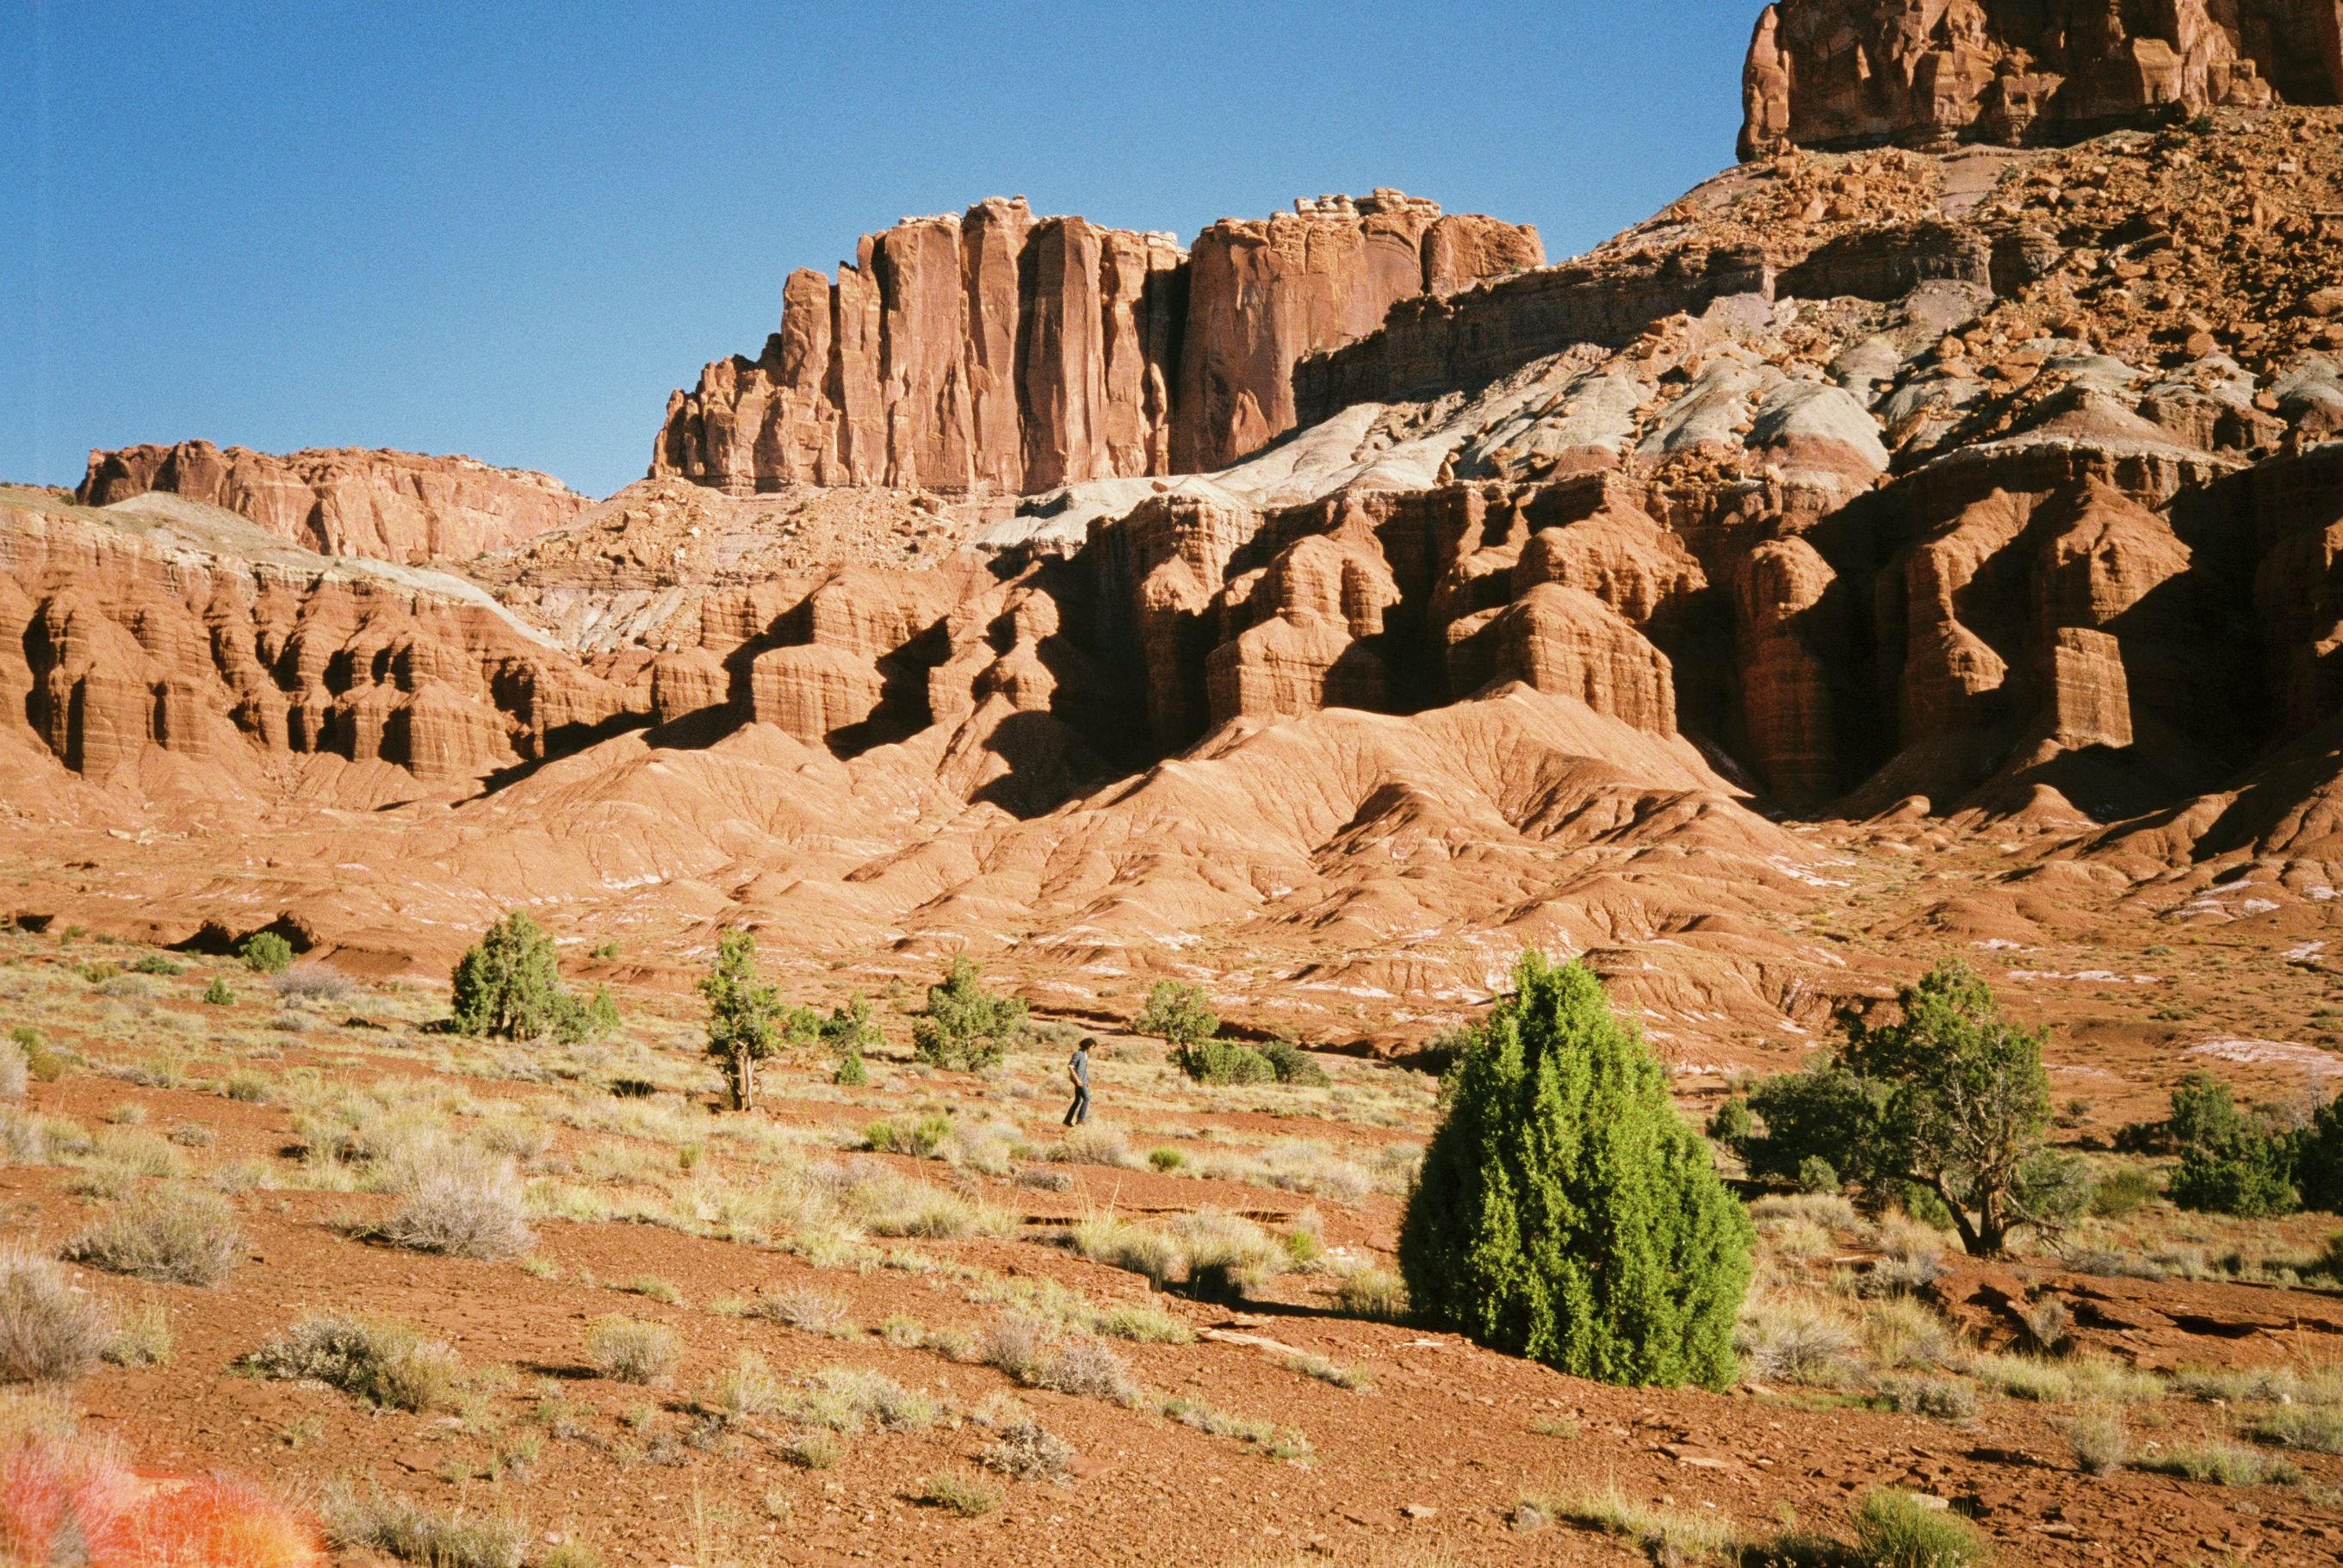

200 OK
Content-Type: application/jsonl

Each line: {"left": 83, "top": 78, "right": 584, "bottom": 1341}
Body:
{"left": 731, "top": 1054, "right": 754, "bottom": 1110}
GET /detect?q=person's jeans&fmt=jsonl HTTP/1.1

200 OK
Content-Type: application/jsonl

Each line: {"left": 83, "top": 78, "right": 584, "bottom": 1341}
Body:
{"left": 1063, "top": 1086, "right": 1089, "bottom": 1125}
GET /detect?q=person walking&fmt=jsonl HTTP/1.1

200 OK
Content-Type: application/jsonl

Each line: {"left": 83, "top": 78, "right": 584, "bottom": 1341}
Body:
{"left": 1063, "top": 1036, "right": 1094, "bottom": 1126}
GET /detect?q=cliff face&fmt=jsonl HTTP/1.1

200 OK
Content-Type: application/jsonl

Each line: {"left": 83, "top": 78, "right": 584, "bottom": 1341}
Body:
{"left": 1740, "top": 0, "right": 2343, "bottom": 158}
{"left": 77, "top": 442, "right": 587, "bottom": 565}
{"left": 651, "top": 191, "right": 1541, "bottom": 495}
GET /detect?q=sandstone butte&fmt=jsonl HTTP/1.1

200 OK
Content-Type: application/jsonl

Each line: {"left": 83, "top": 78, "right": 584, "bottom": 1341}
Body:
{"left": 23, "top": 0, "right": 2343, "bottom": 1091}
{"left": 648, "top": 190, "right": 1546, "bottom": 492}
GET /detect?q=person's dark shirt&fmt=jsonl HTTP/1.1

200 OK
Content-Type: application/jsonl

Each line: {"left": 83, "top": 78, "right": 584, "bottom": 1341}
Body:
{"left": 1070, "top": 1049, "right": 1088, "bottom": 1088}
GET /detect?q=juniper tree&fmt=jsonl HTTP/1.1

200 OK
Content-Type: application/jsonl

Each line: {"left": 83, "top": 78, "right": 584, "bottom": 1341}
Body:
{"left": 1398, "top": 952, "right": 1753, "bottom": 1390}
{"left": 451, "top": 910, "right": 573, "bottom": 1040}
{"left": 910, "top": 958, "right": 1026, "bottom": 1071}
{"left": 700, "top": 928, "right": 784, "bottom": 1108}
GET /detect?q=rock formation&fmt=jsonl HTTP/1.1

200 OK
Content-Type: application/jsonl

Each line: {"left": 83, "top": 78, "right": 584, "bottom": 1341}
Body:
{"left": 651, "top": 192, "right": 1540, "bottom": 494}
{"left": 77, "top": 442, "right": 586, "bottom": 564}
{"left": 1739, "top": 0, "right": 2343, "bottom": 158}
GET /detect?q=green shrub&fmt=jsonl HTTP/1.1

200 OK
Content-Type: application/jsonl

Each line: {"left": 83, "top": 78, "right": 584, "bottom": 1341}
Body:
{"left": 1148, "top": 1146, "right": 1186, "bottom": 1172}
{"left": 1133, "top": 980, "right": 1218, "bottom": 1050}
{"left": 1257, "top": 1038, "right": 1329, "bottom": 1086}
{"left": 2166, "top": 1072, "right": 2298, "bottom": 1216}
{"left": 1853, "top": 1489, "right": 1988, "bottom": 1565}
{"left": 2087, "top": 1167, "right": 2156, "bottom": 1218}
{"left": 2297, "top": 1089, "right": 2343, "bottom": 1211}
{"left": 238, "top": 932, "right": 294, "bottom": 974}
{"left": 201, "top": 975, "right": 235, "bottom": 1006}
{"left": 2135, "top": 1442, "right": 2302, "bottom": 1486}
{"left": 824, "top": 994, "right": 879, "bottom": 1087}
{"left": 911, "top": 958, "right": 1026, "bottom": 1070}
{"left": 1398, "top": 953, "right": 1751, "bottom": 1389}
{"left": 1175, "top": 1039, "right": 1273, "bottom": 1085}
{"left": 129, "top": 953, "right": 183, "bottom": 976}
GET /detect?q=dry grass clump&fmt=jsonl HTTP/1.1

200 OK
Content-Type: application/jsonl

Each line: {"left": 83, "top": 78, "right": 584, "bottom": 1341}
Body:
{"left": 785, "top": 1367, "right": 940, "bottom": 1434}
{"left": 1873, "top": 1373, "right": 1978, "bottom": 1423}
{"left": 273, "top": 965, "right": 355, "bottom": 1005}
{"left": 1069, "top": 1216, "right": 1182, "bottom": 1286}
{"left": 102, "top": 1304, "right": 173, "bottom": 1367}
{"left": 583, "top": 1317, "right": 682, "bottom": 1386}
{"left": 2136, "top": 1441, "right": 2303, "bottom": 1486}
{"left": 973, "top": 1396, "right": 1075, "bottom": 1481}
{"left": 61, "top": 1186, "right": 243, "bottom": 1286}
{"left": 1282, "top": 1352, "right": 1373, "bottom": 1391}
{"left": 2249, "top": 1405, "right": 2343, "bottom": 1453}
{"left": 708, "top": 1349, "right": 782, "bottom": 1420}
{"left": 1736, "top": 1292, "right": 1863, "bottom": 1387}
{"left": 323, "top": 1484, "right": 526, "bottom": 1568}
{"left": 1968, "top": 1353, "right": 2162, "bottom": 1404}
{"left": 918, "top": 1470, "right": 1000, "bottom": 1517}
{"left": 2061, "top": 1400, "right": 2129, "bottom": 1474}
{"left": 245, "top": 1315, "right": 464, "bottom": 1411}
{"left": 782, "top": 1429, "right": 847, "bottom": 1469}
{"left": 1853, "top": 1489, "right": 1988, "bottom": 1565}
{"left": 0, "top": 1250, "right": 114, "bottom": 1384}
{"left": 1336, "top": 1266, "right": 1409, "bottom": 1323}
{"left": 1860, "top": 1295, "right": 1956, "bottom": 1371}
{"left": 371, "top": 1137, "right": 533, "bottom": 1261}
{"left": 980, "top": 1315, "right": 1139, "bottom": 1405}
{"left": 750, "top": 1287, "right": 856, "bottom": 1338}
{"left": 0, "top": 1039, "right": 24, "bottom": 1100}
{"left": 838, "top": 1168, "right": 1007, "bottom": 1239}
{"left": 1533, "top": 1484, "right": 1735, "bottom": 1560}
{"left": 1093, "top": 1302, "right": 1191, "bottom": 1344}
{"left": 1044, "top": 1122, "right": 1140, "bottom": 1170}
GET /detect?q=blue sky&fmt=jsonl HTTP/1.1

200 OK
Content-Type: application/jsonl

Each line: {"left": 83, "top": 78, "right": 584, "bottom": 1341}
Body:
{"left": 3, "top": 2, "right": 1755, "bottom": 499}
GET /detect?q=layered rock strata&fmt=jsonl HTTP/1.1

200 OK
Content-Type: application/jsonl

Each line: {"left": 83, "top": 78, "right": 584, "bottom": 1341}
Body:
{"left": 651, "top": 192, "right": 1540, "bottom": 494}
{"left": 77, "top": 442, "right": 586, "bottom": 564}
{"left": 1740, "top": 0, "right": 2343, "bottom": 158}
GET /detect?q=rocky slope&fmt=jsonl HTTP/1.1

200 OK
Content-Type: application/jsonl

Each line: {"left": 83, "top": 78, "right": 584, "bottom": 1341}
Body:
{"left": 1741, "top": 0, "right": 2343, "bottom": 158}
{"left": 77, "top": 440, "right": 588, "bottom": 563}
{"left": 10, "top": 39, "right": 2343, "bottom": 1075}
{"left": 650, "top": 192, "right": 1542, "bottom": 494}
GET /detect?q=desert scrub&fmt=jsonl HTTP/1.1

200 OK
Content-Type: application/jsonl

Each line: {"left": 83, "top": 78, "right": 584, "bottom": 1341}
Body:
{"left": 623, "top": 1274, "right": 685, "bottom": 1305}
{"left": 245, "top": 1315, "right": 464, "bottom": 1411}
{"left": 918, "top": 1470, "right": 1000, "bottom": 1517}
{"left": 324, "top": 1484, "right": 526, "bottom": 1568}
{"left": 1854, "top": 1489, "right": 1988, "bottom": 1565}
{"left": 62, "top": 1185, "right": 244, "bottom": 1286}
{"left": 583, "top": 1316, "right": 682, "bottom": 1385}
{"left": 982, "top": 1318, "right": 1139, "bottom": 1405}
{"left": 1068, "top": 1215, "right": 1182, "bottom": 1286}
{"left": 0, "top": 1249, "right": 114, "bottom": 1384}
{"left": 1094, "top": 1302, "right": 1191, "bottom": 1343}
{"left": 238, "top": 933, "right": 295, "bottom": 974}
{"left": 372, "top": 1136, "right": 533, "bottom": 1260}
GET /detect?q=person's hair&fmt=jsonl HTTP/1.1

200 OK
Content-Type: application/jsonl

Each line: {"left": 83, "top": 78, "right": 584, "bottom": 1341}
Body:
{"left": 1077, "top": 1037, "right": 1096, "bottom": 1050}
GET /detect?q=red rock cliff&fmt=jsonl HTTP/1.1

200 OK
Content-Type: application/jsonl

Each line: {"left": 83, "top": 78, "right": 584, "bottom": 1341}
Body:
{"left": 1739, "top": 0, "right": 2342, "bottom": 158}
{"left": 653, "top": 191, "right": 1540, "bottom": 494}
{"left": 77, "top": 442, "right": 587, "bottom": 564}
